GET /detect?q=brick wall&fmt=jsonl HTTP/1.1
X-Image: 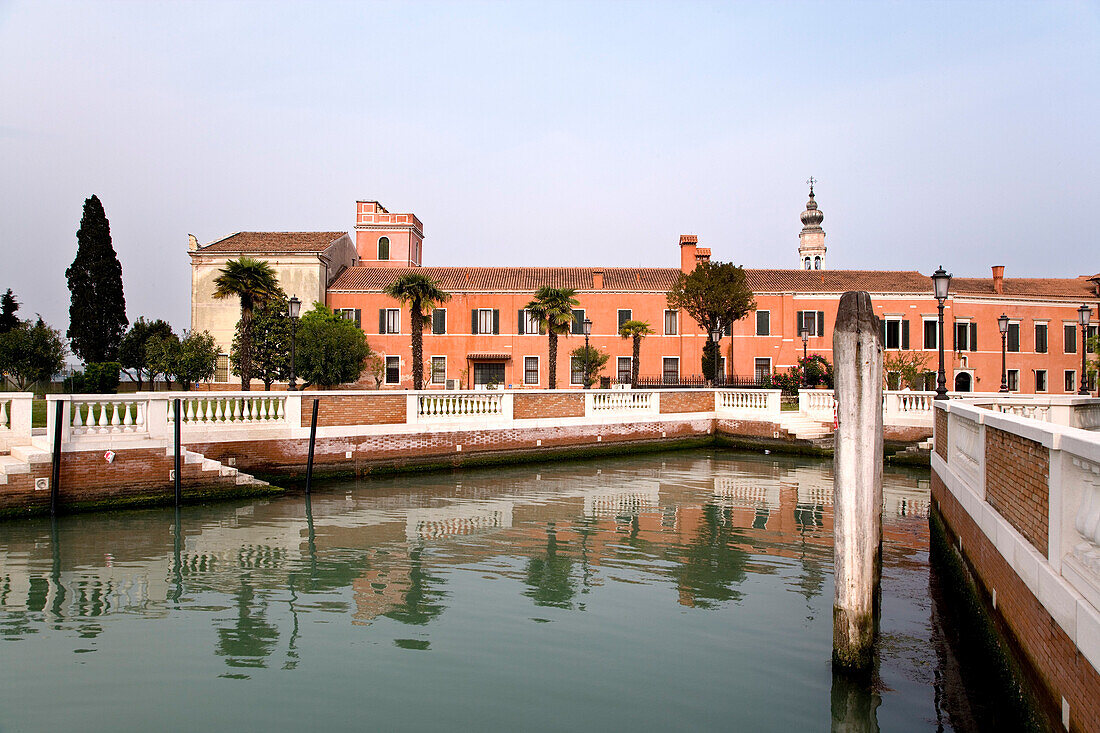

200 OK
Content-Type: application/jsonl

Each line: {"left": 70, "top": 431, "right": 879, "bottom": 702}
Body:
{"left": 932, "top": 473, "right": 1100, "bottom": 731}
{"left": 660, "top": 391, "right": 714, "bottom": 414}
{"left": 985, "top": 426, "right": 1050, "bottom": 557}
{"left": 306, "top": 395, "right": 406, "bottom": 427}
{"left": 514, "top": 393, "right": 584, "bottom": 419}
{"left": 935, "top": 409, "right": 948, "bottom": 461}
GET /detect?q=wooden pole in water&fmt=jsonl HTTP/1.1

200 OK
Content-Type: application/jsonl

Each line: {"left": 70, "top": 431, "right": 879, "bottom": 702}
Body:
{"left": 173, "top": 398, "right": 182, "bottom": 507}
{"left": 832, "top": 291, "right": 883, "bottom": 672}
{"left": 50, "top": 400, "right": 63, "bottom": 516}
{"left": 305, "top": 398, "right": 319, "bottom": 494}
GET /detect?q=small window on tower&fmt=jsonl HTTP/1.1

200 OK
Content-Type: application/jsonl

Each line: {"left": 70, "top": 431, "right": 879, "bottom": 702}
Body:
{"left": 814, "top": 256, "right": 821, "bottom": 269}
{"left": 804, "top": 257, "right": 811, "bottom": 270}
{"left": 378, "top": 236, "right": 390, "bottom": 260}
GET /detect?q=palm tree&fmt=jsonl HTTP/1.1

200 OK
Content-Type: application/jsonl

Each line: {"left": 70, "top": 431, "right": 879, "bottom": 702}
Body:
{"left": 618, "top": 319, "right": 654, "bottom": 386}
{"left": 525, "top": 287, "right": 579, "bottom": 389}
{"left": 212, "top": 257, "right": 283, "bottom": 390}
{"left": 384, "top": 272, "right": 451, "bottom": 390}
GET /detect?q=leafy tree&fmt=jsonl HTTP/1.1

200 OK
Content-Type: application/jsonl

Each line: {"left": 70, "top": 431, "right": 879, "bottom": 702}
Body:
{"left": 666, "top": 261, "right": 756, "bottom": 375}
{"left": 146, "top": 331, "right": 182, "bottom": 390}
{"left": 66, "top": 195, "right": 128, "bottom": 363}
{"left": 882, "top": 350, "right": 931, "bottom": 390}
{"left": 0, "top": 317, "right": 67, "bottom": 390}
{"left": 1087, "top": 333, "right": 1099, "bottom": 393}
{"left": 118, "top": 317, "right": 173, "bottom": 389}
{"left": 569, "top": 345, "right": 609, "bottom": 388}
{"left": 798, "top": 354, "right": 834, "bottom": 389}
{"left": 212, "top": 257, "right": 283, "bottom": 390}
{"left": 0, "top": 289, "right": 19, "bottom": 334}
{"left": 295, "top": 304, "right": 372, "bottom": 388}
{"left": 525, "top": 287, "right": 579, "bottom": 389}
{"left": 618, "top": 319, "right": 653, "bottom": 386}
{"left": 383, "top": 273, "right": 451, "bottom": 390}
{"left": 231, "top": 298, "right": 292, "bottom": 390}
{"left": 175, "top": 331, "right": 219, "bottom": 390}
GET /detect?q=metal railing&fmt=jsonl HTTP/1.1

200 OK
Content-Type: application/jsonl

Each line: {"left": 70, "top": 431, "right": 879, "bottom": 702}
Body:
{"left": 633, "top": 375, "right": 769, "bottom": 389}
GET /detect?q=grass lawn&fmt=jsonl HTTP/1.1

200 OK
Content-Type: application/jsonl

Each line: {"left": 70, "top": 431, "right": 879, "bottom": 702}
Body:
{"left": 32, "top": 398, "right": 46, "bottom": 428}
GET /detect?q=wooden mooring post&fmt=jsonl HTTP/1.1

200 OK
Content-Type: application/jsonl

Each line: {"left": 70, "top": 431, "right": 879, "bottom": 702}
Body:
{"left": 832, "top": 291, "right": 884, "bottom": 671}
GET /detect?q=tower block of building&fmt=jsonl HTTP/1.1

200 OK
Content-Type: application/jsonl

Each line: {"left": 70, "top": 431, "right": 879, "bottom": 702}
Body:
{"left": 798, "top": 182, "right": 826, "bottom": 270}
{"left": 355, "top": 201, "right": 424, "bottom": 267}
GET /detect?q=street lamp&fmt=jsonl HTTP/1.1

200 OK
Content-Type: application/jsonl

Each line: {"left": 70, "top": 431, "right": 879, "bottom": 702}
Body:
{"left": 931, "top": 266, "right": 952, "bottom": 400}
{"left": 288, "top": 296, "right": 301, "bottom": 391}
{"left": 582, "top": 317, "right": 593, "bottom": 389}
{"left": 709, "top": 321, "right": 722, "bottom": 386}
{"left": 1079, "top": 304, "right": 1092, "bottom": 395}
{"left": 998, "top": 313, "right": 1009, "bottom": 393}
{"left": 800, "top": 327, "right": 809, "bottom": 361}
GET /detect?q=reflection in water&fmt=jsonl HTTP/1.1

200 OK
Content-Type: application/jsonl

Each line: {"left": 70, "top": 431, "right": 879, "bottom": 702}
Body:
{"left": 0, "top": 450, "right": 1035, "bottom": 731}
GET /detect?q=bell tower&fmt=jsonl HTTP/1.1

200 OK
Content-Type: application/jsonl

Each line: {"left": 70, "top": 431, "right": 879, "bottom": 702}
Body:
{"left": 798, "top": 178, "right": 826, "bottom": 270}
{"left": 354, "top": 201, "right": 424, "bottom": 268}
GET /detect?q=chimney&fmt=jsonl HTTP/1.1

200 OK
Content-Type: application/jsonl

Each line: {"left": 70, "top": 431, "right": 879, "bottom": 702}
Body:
{"left": 188, "top": 234, "right": 199, "bottom": 251}
{"left": 992, "top": 265, "right": 1004, "bottom": 295}
{"left": 679, "top": 234, "right": 698, "bottom": 273}
{"left": 592, "top": 269, "right": 604, "bottom": 289}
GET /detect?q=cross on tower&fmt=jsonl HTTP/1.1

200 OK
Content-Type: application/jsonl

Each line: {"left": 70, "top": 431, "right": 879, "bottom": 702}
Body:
{"left": 807, "top": 176, "right": 817, "bottom": 195}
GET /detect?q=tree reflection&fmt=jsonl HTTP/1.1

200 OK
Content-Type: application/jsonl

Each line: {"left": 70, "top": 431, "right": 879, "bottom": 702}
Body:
{"left": 215, "top": 578, "right": 280, "bottom": 668}
{"left": 523, "top": 522, "right": 576, "bottom": 609}
{"left": 669, "top": 503, "right": 748, "bottom": 608}
{"left": 382, "top": 546, "right": 446, "bottom": 626}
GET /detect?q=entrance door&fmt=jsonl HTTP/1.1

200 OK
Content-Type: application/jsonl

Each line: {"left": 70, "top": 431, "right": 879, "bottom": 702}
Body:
{"left": 954, "top": 372, "right": 972, "bottom": 392}
{"left": 473, "top": 362, "right": 506, "bottom": 387}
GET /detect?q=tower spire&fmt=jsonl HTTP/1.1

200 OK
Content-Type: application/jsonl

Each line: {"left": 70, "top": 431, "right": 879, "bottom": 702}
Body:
{"left": 798, "top": 180, "right": 826, "bottom": 270}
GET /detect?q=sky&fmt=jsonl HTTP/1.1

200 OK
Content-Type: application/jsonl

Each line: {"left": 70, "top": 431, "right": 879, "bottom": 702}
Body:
{"left": 1, "top": 1, "right": 1098, "bottom": 332}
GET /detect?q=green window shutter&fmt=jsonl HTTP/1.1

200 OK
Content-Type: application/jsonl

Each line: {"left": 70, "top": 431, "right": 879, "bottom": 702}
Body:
{"left": 354, "top": 309, "right": 361, "bottom": 328}
{"left": 492, "top": 310, "right": 500, "bottom": 335}
{"left": 952, "top": 322, "right": 958, "bottom": 351}
{"left": 901, "top": 319, "right": 909, "bottom": 350}
{"left": 572, "top": 309, "right": 583, "bottom": 335}
{"left": 969, "top": 323, "right": 975, "bottom": 352}
{"left": 379, "top": 309, "right": 386, "bottom": 334}
{"left": 879, "top": 318, "right": 886, "bottom": 346}
{"left": 472, "top": 309, "right": 478, "bottom": 335}
{"left": 817, "top": 311, "right": 825, "bottom": 337}
{"left": 518, "top": 309, "right": 525, "bottom": 335}
{"left": 432, "top": 309, "right": 445, "bottom": 335}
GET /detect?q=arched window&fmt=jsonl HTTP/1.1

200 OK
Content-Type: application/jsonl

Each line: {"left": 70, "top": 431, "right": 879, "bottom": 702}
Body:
{"left": 814, "top": 256, "right": 821, "bottom": 270}
{"left": 378, "top": 236, "right": 390, "bottom": 260}
{"left": 804, "top": 257, "right": 811, "bottom": 270}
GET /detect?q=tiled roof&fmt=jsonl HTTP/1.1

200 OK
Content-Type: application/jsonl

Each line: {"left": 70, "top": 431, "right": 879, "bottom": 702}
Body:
{"left": 951, "top": 277, "right": 1097, "bottom": 299}
{"left": 197, "top": 232, "right": 347, "bottom": 254}
{"left": 744, "top": 269, "right": 930, "bottom": 293}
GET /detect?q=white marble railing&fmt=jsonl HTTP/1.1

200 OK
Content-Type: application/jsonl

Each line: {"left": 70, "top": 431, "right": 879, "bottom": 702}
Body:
{"left": 417, "top": 392, "right": 504, "bottom": 418}
{"left": 169, "top": 395, "right": 288, "bottom": 426}
{"left": 588, "top": 391, "right": 653, "bottom": 413}
{"left": 68, "top": 397, "right": 149, "bottom": 436}
{"left": 799, "top": 389, "right": 837, "bottom": 420}
{"left": 716, "top": 389, "right": 779, "bottom": 414}
{"left": 0, "top": 393, "right": 33, "bottom": 452}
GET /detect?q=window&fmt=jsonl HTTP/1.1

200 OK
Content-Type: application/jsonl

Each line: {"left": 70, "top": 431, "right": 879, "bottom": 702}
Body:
{"left": 431, "top": 356, "right": 446, "bottom": 385}
{"left": 803, "top": 257, "right": 811, "bottom": 270}
{"left": 958, "top": 321, "right": 977, "bottom": 352}
{"left": 664, "top": 310, "right": 678, "bottom": 335}
{"left": 1006, "top": 369, "right": 1019, "bottom": 392}
{"left": 570, "top": 357, "right": 585, "bottom": 385}
{"left": 385, "top": 356, "right": 400, "bottom": 384}
{"left": 756, "top": 310, "right": 770, "bottom": 336}
{"left": 1066, "top": 370, "right": 1076, "bottom": 392}
{"left": 882, "top": 317, "right": 909, "bottom": 350}
{"left": 1007, "top": 322, "right": 1020, "bottom": 352}
{"left": 215, "top": 354, "right": 229, "bottom": 383}
{"left": 754, "top": 358, "right": 772, "bottom": 383}
{"left": 618, "top": 309, "right": 632, "bottom": 330}
{"left": 1090, "top": 325, "right": 1099, "bottom": 354}
{"left": 662, "top": 357, "right": 679, "bottom": 384}
{"left": 571, "top": 309, "right": 585, "bottom": 336}
{"left": 524, "top": 356, "right": 539, "bottom": 385}
{"left": 379, "top": 308, "right": 400, "bottom": 334}
{"left": 472, "top": 308, "right": 499, "bottom": 334}
{"left": 339, "top": 308, "right": 361, "bottom": 328}
{"left": 922, "top": 318, "right": 938, "bottom": 350}
{"left": 1065, "top": 324, "right": 1077, "bottom": 354}
{"left": 377, "top": 236, "right": 390, "bottom": 260}
{"left": 718, "top": 356, "right": 727, "bottom": 379}
{"left": 797, "top": 311, "right": 825, "bottom": 338}
{"left": 432, "top": 309, "right": 446, "bottom": 335}
{"left": 1034, "top": 323, "right": 1048, "bottom": 354}
{"left": 518, "top": 309, "right": 541, "bottom": 335}
{"left": 617, "top": 357, "right": 632, "bottom": 383}
{"left": 1036, "top": 369, "right": 1047, "bottom": 392}
{"left": 814, "top": 256, "right": 821, "bottom": 270}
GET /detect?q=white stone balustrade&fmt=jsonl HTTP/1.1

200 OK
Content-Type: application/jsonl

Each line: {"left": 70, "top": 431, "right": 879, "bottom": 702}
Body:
{"left": 799, "top": 389, "right": 837, "bottom": 422}
{"left": 67, "top": 397, "right": 148, "bottom": 436}
{"left": 0, "top": 393, "right": 33, "bottom": 453}
{"left": 416, "top": 392, "right": 505, "bottom": 419}
{"left": 716, "top": 389, "right": 781, "bottom": 417}
{"left": 588, "top": 391, "right": 654, "bottom": 413}
{"left": 168, "top": 394, "right": 288, "bottom": 426}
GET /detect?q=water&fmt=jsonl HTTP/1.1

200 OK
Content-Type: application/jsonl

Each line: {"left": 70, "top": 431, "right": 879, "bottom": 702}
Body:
{"left": 0, "top": 450, "right": 1034, "bottom": 731}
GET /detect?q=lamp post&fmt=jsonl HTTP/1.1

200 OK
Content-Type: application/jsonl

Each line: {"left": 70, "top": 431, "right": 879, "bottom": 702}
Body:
{"left": 800, "top": 327, "right": 809, "bottom": 361}
{"left": 582, "top": 317, "right": 593, "bottom": 389}
{"left": 709, "top": 321, "right": 722, "bottom": 386}
{"left": 998, "top": 313, "right": 1009, "bottom": 393}
{"left": 1079, "top": 304, "right": 1092, "bottom": 395}
{"left": 931, "top": 266, "right": 952, "bottom": 400}
{"left": 287, "top": 296, "right": 301, "bottom": 391}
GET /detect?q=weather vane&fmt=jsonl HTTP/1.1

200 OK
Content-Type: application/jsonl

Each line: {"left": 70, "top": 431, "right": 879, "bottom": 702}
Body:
{"left": 807, "top": 176, "right": 817, "bottom": 195}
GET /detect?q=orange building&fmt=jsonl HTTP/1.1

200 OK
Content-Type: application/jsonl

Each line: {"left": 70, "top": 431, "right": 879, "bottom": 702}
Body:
{"left": 192, "top": 191, "right": 1100, "bottom": 393}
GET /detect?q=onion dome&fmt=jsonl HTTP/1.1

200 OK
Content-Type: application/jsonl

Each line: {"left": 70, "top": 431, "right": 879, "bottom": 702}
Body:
{"left": 800, "top": 189, "right": 824, "bottom": 229}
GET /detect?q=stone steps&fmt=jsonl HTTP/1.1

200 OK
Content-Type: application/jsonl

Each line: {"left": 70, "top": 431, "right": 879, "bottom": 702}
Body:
{"left": 172, "top": 448, "right": 268, "bottom": 487}
{"left": 778, "top": 412, "right": 833, "bottom": 440}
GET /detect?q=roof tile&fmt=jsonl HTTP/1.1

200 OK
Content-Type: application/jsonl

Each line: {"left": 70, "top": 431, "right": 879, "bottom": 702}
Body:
{"left": 197, "top": 232, "right": 347, "bottom": 254}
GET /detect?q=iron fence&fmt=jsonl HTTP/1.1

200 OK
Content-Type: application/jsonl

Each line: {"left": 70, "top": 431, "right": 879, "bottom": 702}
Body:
{"left": 631, "top": 375, "right": 770, "bottom": 389}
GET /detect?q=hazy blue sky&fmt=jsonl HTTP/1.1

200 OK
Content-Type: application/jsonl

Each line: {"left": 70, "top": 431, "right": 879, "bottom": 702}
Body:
{"left": 1, "top": 1, "right": 1098, "bottom": 331}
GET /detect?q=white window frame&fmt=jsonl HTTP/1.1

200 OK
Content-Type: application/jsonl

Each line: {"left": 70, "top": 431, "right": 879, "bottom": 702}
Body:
{"left": 922, "top": 317, "right": 938, "bottom": 351}
{"left": 377, "top": 236, "right": 390, "bottom": 261}
{"left": 954, "top": 319, "right": 973, "bottom": 353}
{"left": 664, "top": 309, "right": 678, "bottom": 336}
{"left": 571, "top": 308, "right": 586, "bottom": 336}
{"left": 1034, "top": 321, "right": 1049, "bottom": 354}
{"left": 754, "top": 357, "right": 772, "bottom": 383}
{"left": 570, "top": 356, "right": 585, "bottom": 386}
{"left": 883, "top": 316, "right": 903, "bottom": 350}
{"left": 1065, "top": 370, "right": 1076, "bottom": 393}
{"left": 432, "top": 308, "right": 447, "bottom": 335}
{"left": 756, "top": 310, "right": 770, "bottom": 337}
{"left": 1035, "top": 369, "right": 1047, "bottom": 393}
{"left": 617, "top": 309, "right": 632, "bottom": 329}
{"left": 384, "top": 355, "right": 400, "bottom": 385}
{"left": 617, "top": 356, "right": 632, "bottom": 383}
{"left": 523, "top": 356, "right": 539, "bottom": 386}
{"left": 1006, "top": 368, "right": 1020, "bottom": 392}
{"left": 431, "top": 356, "right": 446, "bottom": 385}
{"left": 385, "top": 308, "right": 400, "bottom": 334}
{"left": 1064, "top": 322, "right": 1078, "bottom": 354}
{"left": 1007, "top": 320, "right": 1021, "bottom": 353}
{"left": 662, "top": 357, "right": 679, "bottom": 383}
{"left": 215, "top": 354, "right": 229, "bottom": 383}
{"left": 477, "top": 308, "right": 494, "bottom": 335}
{"left": 523, "top": 309, "right": 541, "bottom": 334}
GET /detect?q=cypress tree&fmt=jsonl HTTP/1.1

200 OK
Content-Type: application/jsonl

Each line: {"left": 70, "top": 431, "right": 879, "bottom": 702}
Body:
{"left": 0, "top": 289, "right": 18, "bottom": 334}
{"left": 66, "top": 195, "right": 128, "bottom": 363}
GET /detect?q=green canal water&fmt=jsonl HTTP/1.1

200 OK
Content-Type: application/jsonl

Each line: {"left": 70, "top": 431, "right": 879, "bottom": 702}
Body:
{"left": 0, "top": 450, "right": 1037, "bottom": 731}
